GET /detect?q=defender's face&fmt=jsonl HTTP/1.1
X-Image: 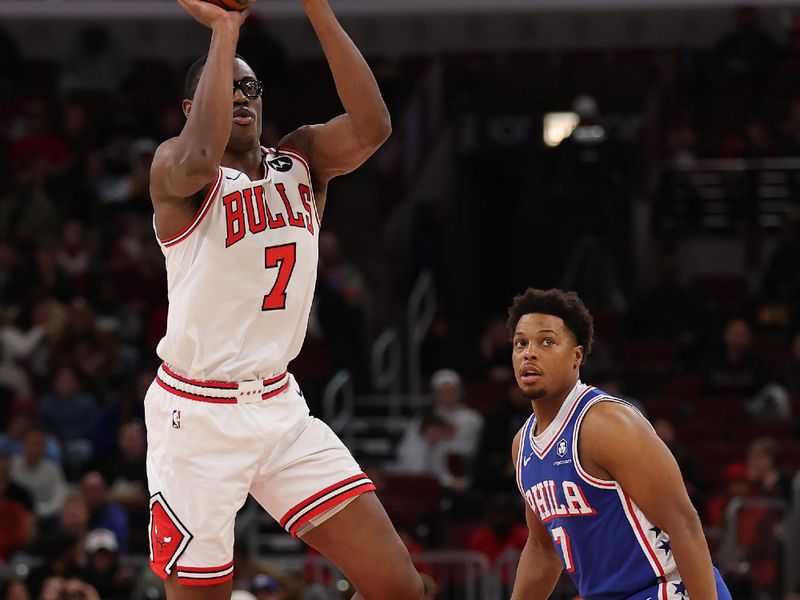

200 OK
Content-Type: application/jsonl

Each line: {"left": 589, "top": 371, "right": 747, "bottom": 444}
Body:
{"left": 511, "top": 313, "right": 583, "bottom": 401}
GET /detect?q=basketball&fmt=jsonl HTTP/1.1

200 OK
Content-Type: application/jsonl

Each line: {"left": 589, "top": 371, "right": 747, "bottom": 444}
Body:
{"left": 203, "top": 0, "right": 255, "bottom": 11}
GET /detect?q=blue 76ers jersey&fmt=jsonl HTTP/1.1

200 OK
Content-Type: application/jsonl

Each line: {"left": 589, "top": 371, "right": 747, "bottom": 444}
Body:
{"left": 516, "top": 382, "right": 712, "bottom": 600}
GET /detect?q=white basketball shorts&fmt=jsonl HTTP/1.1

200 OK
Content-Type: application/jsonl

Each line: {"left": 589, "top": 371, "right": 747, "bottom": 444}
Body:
{"left": 144, "top": 364, "right": 374, "bottom": 586}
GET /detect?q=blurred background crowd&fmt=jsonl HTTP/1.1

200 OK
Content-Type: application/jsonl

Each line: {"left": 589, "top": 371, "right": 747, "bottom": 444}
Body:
{"left": 0, "top": 2, "right": 799, "bottom": 599}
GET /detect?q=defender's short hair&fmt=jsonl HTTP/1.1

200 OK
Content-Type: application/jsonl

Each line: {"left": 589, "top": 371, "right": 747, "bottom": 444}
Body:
{"left": 184, "top": 53, "right": 248, "bottom": 100}
{"left": 506, "top": 288, "right": 594, "bottom": 361}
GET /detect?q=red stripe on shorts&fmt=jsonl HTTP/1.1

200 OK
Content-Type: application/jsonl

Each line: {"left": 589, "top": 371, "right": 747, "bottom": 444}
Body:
{"left": 288, "top": 482, "right": 376, "bottom": 538}
{"left": 279, "top": 473, "right": 371, "bottom": 528}
{"left": 177, "top": 560, "right": 234, "bottom": 573}
{"left": 177, "top": 572, "right": 234, "bottom": 586}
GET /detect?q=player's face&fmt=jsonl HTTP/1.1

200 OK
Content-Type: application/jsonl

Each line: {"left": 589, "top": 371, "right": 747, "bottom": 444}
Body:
{"left": 228, "top": 58, "right": 263, "bottom": 152}
{"left": 511, "top": 313, "right": 583, "bottom": 401}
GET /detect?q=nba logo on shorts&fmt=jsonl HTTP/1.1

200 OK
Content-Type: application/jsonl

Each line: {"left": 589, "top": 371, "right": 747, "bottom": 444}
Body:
{"left": 172, "top": 410, "right": 181, "bottom": 429}
{"left": 557, "top": 439, "right": 568, "bottom": 457}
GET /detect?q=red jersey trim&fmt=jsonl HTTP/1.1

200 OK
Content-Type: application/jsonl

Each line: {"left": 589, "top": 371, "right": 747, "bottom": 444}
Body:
{"left": 160, "top": 168, "right": 223, "bottom": 247}
{"left": 621, "top": 490, "right": 667, "bottom": 578}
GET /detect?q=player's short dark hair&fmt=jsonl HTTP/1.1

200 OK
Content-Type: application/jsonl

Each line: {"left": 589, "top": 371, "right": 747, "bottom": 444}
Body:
{"left": 184, "top": 53, "right": 249, "bottom": 100}
{"left": 506, "top": 288, "right": 594, "bottom": 360}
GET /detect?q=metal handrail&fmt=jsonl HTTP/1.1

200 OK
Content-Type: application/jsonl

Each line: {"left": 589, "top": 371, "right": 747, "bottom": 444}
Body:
{"left": 322, "top": 370, "right": 354, "bottom": 435}
{"left": 717, "top": 495, "right": 789, "bottom": 594}
{"left": 371, "top": 327, "right": 402, "bottom": 395}
{"left": 407, "top": 270, "right": 437, "bottom": 395}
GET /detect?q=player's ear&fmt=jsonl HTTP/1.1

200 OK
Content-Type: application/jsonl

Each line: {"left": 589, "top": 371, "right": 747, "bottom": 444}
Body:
{"left": 182, "top": 99, "right": 192, "bottom": 119}
{"left": 574, "top": 345, "right": 584, "bottom": 369}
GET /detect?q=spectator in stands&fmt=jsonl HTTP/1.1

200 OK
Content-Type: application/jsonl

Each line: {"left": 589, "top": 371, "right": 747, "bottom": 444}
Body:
{"left": 89, "top": 419, "right": 147, "bottom": 505}
{"left": 0, "top": 451, "right": 33, "bottom": 561}
{"left": 87, "top": 419, "right": 148, "bottom": 552}
{"left": 10, "top": 427, "right": 69, "bottom": 519}
{"left": 0, "top": 450, "right": 33, "bottom": 512}
{"left": 746, "top": 436, "right": 792, "bottom": 501}
{"left": 37, "top": 366, "right": 99, "bottom": 476}
{"left": 705, "top": 462, "right": 750, "bottom": 530}
{"left": 39, "top": 577, "right": 101, "bottom": 600}
{"left": 653, "top": 418, "right": 705, "bottom": 509}
{"left": 78, "top": 471, "right": 129, "bottom": 554}
{"left": 702, "top": 317, "right": 771, "bottom": 398}
{"left": 429, "top": 369, "right": 483, "bottom": 464}
{"left": 0, "top": 415, "right": 62, "bottom": 465}
{"left": 7, "top": 99, "right": 72, "bottom": 179}
{"left": 394, "top": 410, "right": 457, "bottom": 488}
{"left": 80, "top": 529, "right": 135, "bottom": 600}
{"left": 57, "top": 493, "right": 91, "bottom": 548}
{"left": 0, "top": 579, "right": 29, "bottom": 600}
{"left": 713, "top": 6, "right": 781, "bottom": 83}
{"left": 466, "top": 494, "right": 527, "bottom": 564}
{"left": 24, "top": 532, "right": 84, "bottom": 599}
{"left": 0, "top": 306, "right": 47, "bottom": 402}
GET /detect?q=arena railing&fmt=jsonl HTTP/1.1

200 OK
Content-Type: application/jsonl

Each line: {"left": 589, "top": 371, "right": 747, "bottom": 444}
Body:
{"left": 717, "top": 496, "right": 790, "bottom": 597}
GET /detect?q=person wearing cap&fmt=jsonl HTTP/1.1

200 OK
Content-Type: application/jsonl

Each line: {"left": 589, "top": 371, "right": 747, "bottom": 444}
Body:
{"left": 82, "top": 528, "right": 134, "bottom": 600}
{"left": 429, "top": 369, "right": 483, "bottom": 464}
{"left": 248, "top": 574, "right": 282, "bottom": 600}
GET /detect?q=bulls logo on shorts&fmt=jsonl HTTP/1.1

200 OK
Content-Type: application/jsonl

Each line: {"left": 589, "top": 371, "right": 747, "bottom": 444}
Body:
{"left": 149, "top": 493, "right": 193, "bottom": 579}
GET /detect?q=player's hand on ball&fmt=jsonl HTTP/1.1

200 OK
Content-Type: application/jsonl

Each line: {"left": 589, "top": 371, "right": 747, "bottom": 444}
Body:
{"left": 176, "top": 0, "right": 251, "bottom": 29}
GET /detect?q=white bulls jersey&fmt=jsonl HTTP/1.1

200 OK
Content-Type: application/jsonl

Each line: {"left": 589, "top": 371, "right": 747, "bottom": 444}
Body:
{"left": 154, "top": 147, "right": 320, "bottom": 382}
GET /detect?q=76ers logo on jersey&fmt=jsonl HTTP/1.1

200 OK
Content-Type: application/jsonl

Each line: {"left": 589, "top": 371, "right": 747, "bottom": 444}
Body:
{"left": 557, "top": 439, "right": 568, "bottom": 457}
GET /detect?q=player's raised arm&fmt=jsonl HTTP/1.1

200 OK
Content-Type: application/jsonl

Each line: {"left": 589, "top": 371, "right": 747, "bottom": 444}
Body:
{"left": 150, "top": 0, "right": 248, "bottom": 208}
{"left": 510, "top": 428, "right": 564, "bottom": 600}
{"left": 279, "top": 0, "right": 392, "bottom": 188}
{"left": 580, "top": 403, "right": 719, "bottom": 599}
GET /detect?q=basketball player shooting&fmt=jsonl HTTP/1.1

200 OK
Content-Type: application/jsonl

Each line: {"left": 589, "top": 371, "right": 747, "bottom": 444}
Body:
{"left": 508, "top": 288, "right": 732, "bottom": 600}
{"left": 144, "top": 1, "right": 423, "bottom": 599}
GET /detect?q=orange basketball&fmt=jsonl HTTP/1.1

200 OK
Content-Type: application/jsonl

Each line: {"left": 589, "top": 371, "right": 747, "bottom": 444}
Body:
{"left": 204, "top": 0, "right": 255, "bottom": 11}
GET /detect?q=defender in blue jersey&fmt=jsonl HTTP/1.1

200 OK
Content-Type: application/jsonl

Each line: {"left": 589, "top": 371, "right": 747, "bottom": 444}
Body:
{"left": 507, "top": 289, "right": 731, "bottom": 600}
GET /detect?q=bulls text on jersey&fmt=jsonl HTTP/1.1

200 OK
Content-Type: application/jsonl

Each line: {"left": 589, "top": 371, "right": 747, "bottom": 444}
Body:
{"left": 223, "top": 182, "right": 315, "bottom": 248}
